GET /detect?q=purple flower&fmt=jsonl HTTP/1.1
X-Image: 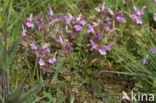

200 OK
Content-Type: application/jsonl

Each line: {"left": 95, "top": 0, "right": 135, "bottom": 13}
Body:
{"left": 117, "top": 14, "right": 125, "bottom": 23}
{"left": 26, "top": 13, "right": 35, "bottom": 28}
{"left": 95, "top": 7, "right": 101, "bottom": 12}
{"left": 37, "top": 17, "right": 44, "bottom": 30}
{"left": 21, "top": 24, "right": 27, "bottom": 36}
{"left": 99, "top": 49, "right": 106, "bottom": 55}
{"left": 48, "top": 55, "right": 56, "bottom": 64}
{"left": 90, "top": 40, "right": 97, "bottom": 50}
{"left": 48, "top": 7, "right": 53, "bottom": 16}
{"left": 123, "top": 0, "right": 126, "bottom": 4}
{"left": 42, "top": 44, "right": 50, "bottom": 53}
{"left": 134, "top": 7, "right": 141, "bottom": 16}
{"left": 151, "top": 48, "right": 156, "bottom": 54}
{"left": 59, "top": 16, "right": 63, "bottom": 22}
{"left": 30, "top": 41, "right": 37, "bottom": 50}
{"left": 131, "top": 14, "right": 143, "bottom": 24}
{"left": 101, "top": 1, "right": 106, "bottom": 11}
{"left": 67, "top": 44, "right": 74, "bottom": 51}
{"left": 79, "top": 19, "right": 86, "bottom": 26}
{"left": 154, "top": 13, "right": 156, "bottom": 22}
{"left": 141, "top": 6, "right": 146, "bottom": 15}
{"left": 143, "top": 55, "right": 149, "bottom": 65}
{"left": 74, "top": 25, "right": 83, "bottom": 31}
{"left": 57, "top": 35, "right": 64, "bottom": 44}
{"left": 105, "top": 22, "right": 111, "bottom": 31}
{"left": 64, "top": 13, "right": 73, "bottom": 25}
{"left": 87, "top": 24, "right": 95, "bottom": 34}
{"left": 108, "top": 8, "right": 114, "bottom": 15}
{"left": 107, "top": 43, "right": 115, "bottom": 51}
{"left": 154, "top": 0, "right": 156, "bottom": 5}
{"left": 96, "top": 33, "right": 103, "bottom": 41}
{"left": 35, "top": 51, "right": 39, "bottom": 57}
{"left": 39, "top": 58, "right": 45, "bottom": 66}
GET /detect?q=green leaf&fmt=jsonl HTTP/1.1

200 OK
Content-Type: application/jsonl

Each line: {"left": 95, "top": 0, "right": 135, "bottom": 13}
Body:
{"left": 0, "top": 40, "right": 4, "bottom": 71}
{"left": 50, "top": 62, "right": 62, "bottom": 84}
{"left": 6, "top": 87, "right": 24, "bottom": 103}
{"left": 17, "top": 83, "right": 43, "bottom": 103}
{"left": 7, "top": 36, "right": 21, "bottom": 69}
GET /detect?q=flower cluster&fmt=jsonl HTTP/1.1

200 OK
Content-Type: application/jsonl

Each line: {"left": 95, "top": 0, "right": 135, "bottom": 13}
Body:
{"left": 21, "top": 1, "right": 156, "bottom": 73}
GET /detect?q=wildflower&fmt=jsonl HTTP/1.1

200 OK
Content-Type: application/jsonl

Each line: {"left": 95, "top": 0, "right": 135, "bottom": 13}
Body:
{"left": 57, "top": 35, "right": 64, "bottom": 44}
{"left": 59, "top": 16, "right": 63, "bottom": 22}
{"left": 35, "top": 51, "right": 39, "bottom": 57}
{"left": 79, "top": 19, "right": 86, "bottom": 26}
{"left": 39, "top": 58, "right": 45, "bottom": 66}
{"left": 131, "top": 6, "right": 146, "bottom": 24}
{"left": 108, "top": 8, "right": 114, "bottom": 15}
{"left": 48, "top": 55, "right": 56, "bottom": 64}
{"left": 101, "top": 1, "right": 106, "bottom": 11}
{"left": 117, "top": 14, "right": 125, "bottom": 23}
{"left": 154, "top": 13, "right": 156, "bottom": 22}
{"left": 37, "top": 17, "right": 44, "bottom": 30}
{"left": 96, "top": 33, "right": 103, "bottom": 41}
{"left": 65, "top": 13, "right": 73, "bottom": 25}
{"left": 107, "top": 43, "right": 115, "bottom": 51}
{"left": 99, "top": 49, "right": 106, "bottom": 55}
{"left": 74, "top": 25, "right": 83, "bottom": 31}
{"left": 95, "top": 7, "right": 101, "bottom": 12}
{"left": 30, "top": 41, "right": 37, "bottom": 50}
{"left": 26, "top": 13, "right": 35, "bottom": 28}
{"left": 154, "top": 0, "right": 156, "bottom": 5}
{"left": 123, "top": 0, "right": 126, "bottom": 4}
{"left": 151, "top": 48, "right": 156, "bottom": 54}
{"left": 105, "top": 22, "right": 111, "bottom": 31}
{"left": 67, "top": 44, "right": 74, "bottom": 51}
{"left": 90, "top": 40, "right": 97, "bottom": 50}
{"left": 143, "top": 55, "right": 149, "bottom": 65}
{"left": 42, "top": 44, "right": 50, "bottom": 53}
{"left": 21, "top": 24, "right": 27, "bottom": 36}
{"left": 131, "top": 14, "right": 143, "bottom": 24}
{"left": 48, "top": 7, "right": 53, "bottom": 16}
{"left": 87, "top": 24, "right": 95, "bottom": 34}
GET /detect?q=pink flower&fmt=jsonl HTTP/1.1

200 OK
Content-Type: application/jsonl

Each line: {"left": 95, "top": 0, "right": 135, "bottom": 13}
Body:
{"left": 154, "top": 13, "right": 156, "bottom": 22}
{"left": 96, "top": 33, "right": 103, "bottom": 41}
{"left": 79, "top": 19, "right": 86, "bottom": 26}
{"left": 74, "top": 25, "right": 83, "bottom": 31}
{"left": 108, "top": 8, "right": 114, "bottom": 15}
{"left": 143, "top": 55, "right": 149, "bottom": 65}
{"left": 90, "top": 40, "right": 97, "bottom": 50}
{"left": 117, "top": 14, "right": 125, "bottom": 23}
{"left": 101, "top": 1, "right": 106, "bottom": 11}
{"left": 21, "top": 24, "right": 27, "bottom": 36}
{"left": 39, "top": 58, "right": 45, "bottom": 66}
{"left": 151, "top": 48, "right": 156, "bottom": 54}
{"left": 105, "top": 22, "right": 111, "bottom": 31}
{"left": 57, "top": 35, "right": 64, "bottom": 44}
{"left": 64, "top": 13, "right": 73, "bottom": 25}
{"left": 99, "top": 49, "right": 106, "bottom": 55}
{"left": 42, "top": 44, "right": 50, "bottom": 53}
{"left": 154, "top": 0, "right": 156, "bottom": 5}
{"left": 37, "top": 17, "right": 44, "bottom": 30}
{"left": 30, "top": 41, "right": 37, "bottom": 50}
{"left": 123, "top": 0, "right": 126, "bottom": 4}
{"left": 48, "top": 55, "right": 56, "bottom": 64}
{"left": 48, "top": 7, "right": 53, "bottom": 16}
{"left": 26, "top": 13, "right": 35, "bottom": 28}
{"left": 107, "top": 43, "right": 115, "bottom": 51}
{"left": 87, "top": 24, "right": 95, "bottom": 34}
{"left": 67, "top": 44, "right": 74, "bottom": 51}
{"left": 131, "top": 14, "right": 142, "bottom": 24}
{"left": 95, "top": 7, "right": 101, "bottom": 12}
